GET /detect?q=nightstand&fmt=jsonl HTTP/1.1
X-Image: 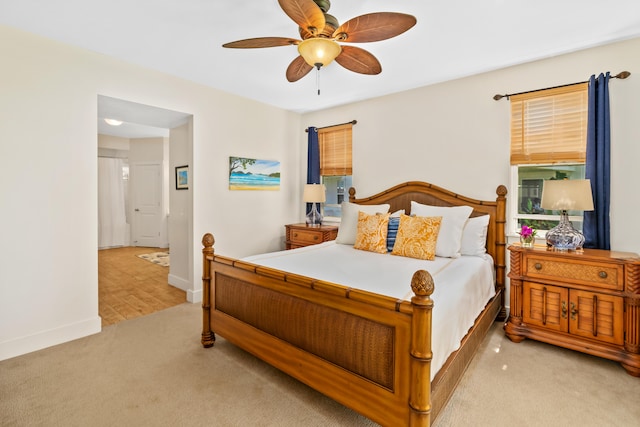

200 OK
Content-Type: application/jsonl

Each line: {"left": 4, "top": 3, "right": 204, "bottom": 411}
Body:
{"left": 285, "top": 223, "right": 338, "bottom": 249}
{"left": 504, "top": 244, "right": 640, "bottom": 376}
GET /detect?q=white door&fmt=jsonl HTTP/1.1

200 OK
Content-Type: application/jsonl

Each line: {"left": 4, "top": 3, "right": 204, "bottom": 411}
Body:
{"left": 132, "top": 163, "right": 162, "bottom": 247}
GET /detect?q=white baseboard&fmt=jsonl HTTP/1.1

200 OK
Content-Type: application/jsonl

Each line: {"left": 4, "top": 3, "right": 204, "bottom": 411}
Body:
{"left": 168, "top": 273, "right": 190, "bottom": 292}
{"left": 0, "top": 316, "right": 101, "bottom": 362}
{"left": 187, "top": 288, "right": 202, "bottom": 303}
{"left": 168, "top": 274, "right": 200, "bottom": 302}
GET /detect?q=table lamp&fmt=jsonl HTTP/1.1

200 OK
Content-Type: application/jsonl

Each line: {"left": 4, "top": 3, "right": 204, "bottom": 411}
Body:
{"left": 540, "top": 179, "right": 594, "bottom": 251}
{"left": 303, "top": 184, "right": 326, "bottom": 227}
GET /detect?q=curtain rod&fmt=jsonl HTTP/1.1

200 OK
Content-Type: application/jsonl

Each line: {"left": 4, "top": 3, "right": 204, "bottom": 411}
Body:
{"left": 305, "top": 119, "right": 357, "bottom": 132}
{"left": 493, "top": 71, "right": 631, "bottom": 101}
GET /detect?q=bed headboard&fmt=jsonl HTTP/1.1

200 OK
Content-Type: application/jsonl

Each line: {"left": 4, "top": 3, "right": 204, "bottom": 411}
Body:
{"left": 349, "top": 181, "right": 508, "bottom": 301}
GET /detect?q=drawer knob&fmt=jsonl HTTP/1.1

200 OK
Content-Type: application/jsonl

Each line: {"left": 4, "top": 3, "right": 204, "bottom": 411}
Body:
{"left": 598, "top": 271, "right": 608, "bottom": 279}
{"left": 314, "top": 235, "right": 319, "bottom": 240}
{"left": 293, "top": 232, "right": 298, "bottom": 238}
{"left": 534, "top": 263, "right": 542, "bottom": 270}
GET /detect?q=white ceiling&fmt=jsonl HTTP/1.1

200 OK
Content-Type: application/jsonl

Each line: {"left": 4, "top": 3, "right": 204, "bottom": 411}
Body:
{"left": 2, "top": 0, "right": 640, "bottom": 124}
{"left": 97, "top": 95, "right": 191, "bottom": 138}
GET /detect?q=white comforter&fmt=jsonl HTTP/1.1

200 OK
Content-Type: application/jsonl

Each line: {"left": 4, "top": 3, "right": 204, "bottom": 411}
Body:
{"left": 243, "top": 241, "right": 496, "bottom": 380}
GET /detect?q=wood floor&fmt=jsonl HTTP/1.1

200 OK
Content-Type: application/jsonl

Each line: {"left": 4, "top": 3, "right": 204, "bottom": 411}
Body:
{"left": 98, "top": 246, "right": 186, "bottom": 327}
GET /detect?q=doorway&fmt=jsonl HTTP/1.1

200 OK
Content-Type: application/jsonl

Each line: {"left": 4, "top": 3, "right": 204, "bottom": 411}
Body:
{"left": 97, "top": 95, "right": 193, "bottom": 325}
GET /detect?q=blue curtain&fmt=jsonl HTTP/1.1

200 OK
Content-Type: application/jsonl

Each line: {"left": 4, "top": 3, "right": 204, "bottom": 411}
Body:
{"left": 306, "top": 127, "right": 320, "bottom": 214}
{"left": 583, "top": 72, "right": 610, "bottom": 250}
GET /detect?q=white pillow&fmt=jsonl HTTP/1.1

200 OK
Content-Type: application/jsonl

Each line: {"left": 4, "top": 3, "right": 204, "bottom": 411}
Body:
{"left": 460, "top": 215, "right": 490, "bottom": 257}
{"left": 410, "top": 201, "right": 473, "bottom": 258}
{"left": 335, "top": 202, "right": 391, "bottom": 245}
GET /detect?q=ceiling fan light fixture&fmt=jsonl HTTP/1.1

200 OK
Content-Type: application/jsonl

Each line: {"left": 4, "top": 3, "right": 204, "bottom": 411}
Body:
{"left": 297, "top": 38, "right": 342, "bottom": 68}
{"left": 104, "top": 118, "right": 123, "bottom": 126}
{"left": 222, "top": 1, "right": 416, "bottom": 82}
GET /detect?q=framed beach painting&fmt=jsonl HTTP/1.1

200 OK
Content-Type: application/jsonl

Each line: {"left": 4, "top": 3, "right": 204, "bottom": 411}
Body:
{"left": 229, "top": 157, "right": 280, "bottom": 191}
{"left": 175, "top": 165, "right": 189, "bottom": 190}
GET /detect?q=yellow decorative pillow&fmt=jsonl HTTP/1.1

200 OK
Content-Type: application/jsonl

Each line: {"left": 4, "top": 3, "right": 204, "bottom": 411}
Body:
{"left": 353, "top": 211, "right": 390, "bottom": 254}
{"left": 391, "top": 214, "right": 442, "bottom": 260}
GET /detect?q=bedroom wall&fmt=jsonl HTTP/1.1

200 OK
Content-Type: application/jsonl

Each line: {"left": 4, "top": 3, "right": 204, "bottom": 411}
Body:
{"left": 168, "top": 121, "right": 192, "bottom": 294}
{"left": 301, "top": 37, "right": 640, "bottom": 255}
{"left": 98, "top": 134, "right": 130, "bottom": 151}
{"left": 0, "top": 25, "right": 301, "bottom": 361}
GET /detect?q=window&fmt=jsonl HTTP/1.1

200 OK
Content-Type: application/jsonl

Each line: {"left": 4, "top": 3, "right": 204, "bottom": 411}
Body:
{"left": 510, "top": 83, "right": 588, "bottom": 234}
{"left": 322, "top": 175, "right": 352, "bottom": 219}
{"left": 318, "top": 123, "right": 352, "bottom": 221}
{"left": 512, "top": 164, "right": 586, "bottom": 233}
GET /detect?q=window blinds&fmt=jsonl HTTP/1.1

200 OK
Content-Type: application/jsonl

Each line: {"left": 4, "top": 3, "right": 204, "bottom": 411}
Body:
{"left": 319, "top": 123, "right": 352, "bottom": 175}
{"left": 510, "top": 82, "right": 588, "bottom": 165}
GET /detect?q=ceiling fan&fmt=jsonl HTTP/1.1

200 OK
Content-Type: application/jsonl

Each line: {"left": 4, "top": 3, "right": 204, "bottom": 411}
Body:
{"left": 222, "top": 0, "right": 417, "bottom": 83}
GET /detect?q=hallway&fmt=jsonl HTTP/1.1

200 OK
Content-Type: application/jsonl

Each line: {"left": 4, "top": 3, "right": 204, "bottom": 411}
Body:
{"left": 98, "top": 246, "right": 186, "bottom": 327}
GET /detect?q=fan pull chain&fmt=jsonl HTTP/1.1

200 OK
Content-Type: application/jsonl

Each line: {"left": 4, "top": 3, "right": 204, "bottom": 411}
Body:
{"left": 315, "top": 63, "right": 321, "bottom": 95}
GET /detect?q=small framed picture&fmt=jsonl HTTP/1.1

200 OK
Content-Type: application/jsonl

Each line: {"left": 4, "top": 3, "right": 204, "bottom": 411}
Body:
{"left": 175, "top": 165, "right": 189, "bottom": 190}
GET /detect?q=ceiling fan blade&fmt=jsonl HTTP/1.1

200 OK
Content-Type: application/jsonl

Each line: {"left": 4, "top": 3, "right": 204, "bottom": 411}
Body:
{"left": 278, "top": 0, "right": 325, "bottom": 36}
{"left": 334, "top": 45, "right": 381, "bottom": 75}
{"left": 332, "top": 12, "right": 417, "bottom": 43}
{"left": 286, "top": 55, "right": 314, "bottom": 82}
{"left": 222, "top": 37, "right": 299, "bottom": 49}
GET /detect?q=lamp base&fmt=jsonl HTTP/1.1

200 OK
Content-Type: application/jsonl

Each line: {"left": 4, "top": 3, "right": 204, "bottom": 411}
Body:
{"left": 306, "top": 203, "right": 323, "bottom": 228}
{"left": 545, "top": 210, "right": 585, "bottom": 251}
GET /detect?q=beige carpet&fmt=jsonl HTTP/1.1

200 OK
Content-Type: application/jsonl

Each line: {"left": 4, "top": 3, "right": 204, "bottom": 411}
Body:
{"left": 435, "top": 322, "right": 640, "bottom": 427}
{"left": 136, "top": 251, "right": 170, "bottom": 267}
{"left": 1, "top": 303, "right": 638, "bottom": 426}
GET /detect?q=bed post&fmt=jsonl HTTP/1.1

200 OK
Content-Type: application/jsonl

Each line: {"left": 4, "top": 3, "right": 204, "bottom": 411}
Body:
{"left": 201, "top": 233, "right": 216, "bottom": 348}
{"left": 409, "top": 270, "right": 435, "bottom": 427}
{"left": 495, "top": 185, "right": 508, "bottom": 321}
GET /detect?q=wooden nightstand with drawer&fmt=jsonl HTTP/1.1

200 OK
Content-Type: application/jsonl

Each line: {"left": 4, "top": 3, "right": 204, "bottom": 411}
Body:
{"left": 505, "top": 244, "right": 640, "bottom": 376}
{"left": 285, "top": 223, "right": 338, "bottom": 250}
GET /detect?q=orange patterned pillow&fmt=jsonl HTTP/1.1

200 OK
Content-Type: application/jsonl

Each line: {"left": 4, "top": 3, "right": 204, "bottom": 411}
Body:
{"left": 354, "top": 211, "right": 390, "bottom": 254}
{"left": 391, "top": 214, "right": 442, "bottom": 260}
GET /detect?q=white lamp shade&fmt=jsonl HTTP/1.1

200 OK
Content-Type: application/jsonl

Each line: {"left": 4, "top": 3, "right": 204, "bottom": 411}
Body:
{"left": 303, "top": 184, "right": 326, "bottom": 203}
{"left": 541, "top": 179, "right": 594, "bottom": 211}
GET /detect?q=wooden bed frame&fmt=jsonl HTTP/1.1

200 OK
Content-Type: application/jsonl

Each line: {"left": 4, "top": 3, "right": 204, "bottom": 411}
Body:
{"left": 201, "top": 181, "right": 507, "bottom": 426}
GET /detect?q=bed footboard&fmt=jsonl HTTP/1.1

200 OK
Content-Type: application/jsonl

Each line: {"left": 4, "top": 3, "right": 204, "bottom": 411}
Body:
{"left": 201, "top": 233, "right": 435, "bottom": 427}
